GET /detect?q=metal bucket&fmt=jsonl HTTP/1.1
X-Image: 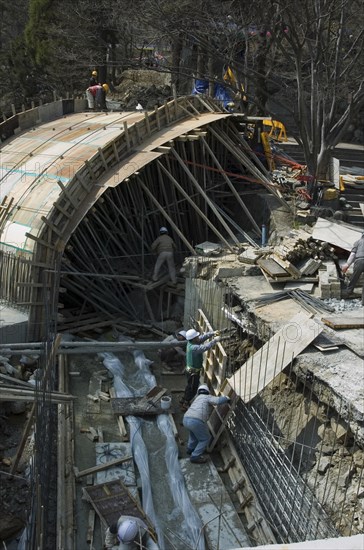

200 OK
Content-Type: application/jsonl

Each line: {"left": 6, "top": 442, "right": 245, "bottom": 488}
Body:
{"left": 160, "top": 396, "right": 172, "bottom": 410}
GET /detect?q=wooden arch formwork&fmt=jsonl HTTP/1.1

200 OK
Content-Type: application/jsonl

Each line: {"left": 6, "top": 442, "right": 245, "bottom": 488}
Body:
{"left": 0, "top": 95, "right": 287, "bottom": 340}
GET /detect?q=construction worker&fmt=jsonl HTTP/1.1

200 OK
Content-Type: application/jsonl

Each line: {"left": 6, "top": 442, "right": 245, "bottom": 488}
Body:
{"left": 180, "top": 328, "right": 221, "bottom": 410}
{"left": 342, "top": 232, "right": 364, "bottom": 305}
{"left": 151, "top": 227, "right": 177, "bottom": 284}
{"left": 104, "top": 515, "right": 148, "bottom": 549}
{"left": 183, "top": 383, "right": 230, "bottom": 463}
{"left": 86, "top": 83, "right": 109, "bottom": 111}
{"left": 89, "top": 70, "right": 98, "bottom": 87}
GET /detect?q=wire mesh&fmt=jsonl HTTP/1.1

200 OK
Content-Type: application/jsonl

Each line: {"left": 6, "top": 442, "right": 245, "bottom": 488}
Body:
{"left": 186, "top": 272, "right": 363, "bottom": 543}
{"left": 229, "top": 400, "right": 338, "bottom": 542}
{"left": 25, "top": 256, "right": 61, "bottom": 549}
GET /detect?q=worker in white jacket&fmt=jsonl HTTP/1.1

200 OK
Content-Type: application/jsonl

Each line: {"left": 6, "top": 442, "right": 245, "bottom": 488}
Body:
{"left": 104, "top": 515, "right": 148, "bottom": 549}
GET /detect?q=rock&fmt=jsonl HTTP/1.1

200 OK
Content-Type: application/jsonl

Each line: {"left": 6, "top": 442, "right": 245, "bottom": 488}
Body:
{"left": 320, "top": 443, "right": 339, "bottom": 455}
{"left": 317, "top": 424, "right": 337, "bottom": 446}
{"left": 317, "top": 456, "right": 332, "bottom": 474}
{"left": 338, "top": 467, "right": 355, "bottom": 488}
{"left": 10, "top": 401, "right": 26, "bottom": 414}
{"left": 353, "top": 449, "right": 364, "bottom": 469}
{"left": 330, "top": 417, "right": 352, "bottom": 444}
{"left": 0, "top": 514, "right": 24, "bottom": 540}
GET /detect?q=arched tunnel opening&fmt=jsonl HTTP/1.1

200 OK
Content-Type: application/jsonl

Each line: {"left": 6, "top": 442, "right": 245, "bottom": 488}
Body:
{"left": 60, "top": 118, "right": 273, "bottom": 323}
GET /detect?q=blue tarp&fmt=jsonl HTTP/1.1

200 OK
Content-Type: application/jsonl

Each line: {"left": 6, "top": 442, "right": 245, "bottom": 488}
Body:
{"left": 191, "top": 79, "right": 209, "bottom": 95}
{"left": 192, "top": 79, "right": 234, "bottom": 108}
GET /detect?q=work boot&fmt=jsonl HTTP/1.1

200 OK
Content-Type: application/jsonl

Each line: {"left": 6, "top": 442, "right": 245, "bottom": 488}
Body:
{"left": 190, "top": 456, "right": 207, "bottom": 464}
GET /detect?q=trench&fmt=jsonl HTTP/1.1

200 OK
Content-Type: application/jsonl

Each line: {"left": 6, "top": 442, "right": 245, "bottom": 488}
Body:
{"left": 1, "top": 101, "right": 363, "bottom": 547}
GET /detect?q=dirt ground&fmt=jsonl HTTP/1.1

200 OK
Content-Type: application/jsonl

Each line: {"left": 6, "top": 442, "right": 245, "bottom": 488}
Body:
{"left": 0, "top": 404, "right": 31, "bottom": 545}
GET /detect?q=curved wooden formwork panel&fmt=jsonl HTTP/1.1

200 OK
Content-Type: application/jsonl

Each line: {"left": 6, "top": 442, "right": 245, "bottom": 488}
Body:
{"left": 0, "top": 95, "right": 286, "bottom": 339}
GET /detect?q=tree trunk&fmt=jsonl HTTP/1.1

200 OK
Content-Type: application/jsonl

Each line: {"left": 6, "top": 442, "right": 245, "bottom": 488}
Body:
{"left": 171, "top": 34, "right": 182, "bottom": 92}
{"left": 316, "top": 147, "right": 332, "bottom": 181}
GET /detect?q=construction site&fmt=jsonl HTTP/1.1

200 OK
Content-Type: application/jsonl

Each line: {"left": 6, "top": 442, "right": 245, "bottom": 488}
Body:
{"left": 0, "top": 91, "right": 363, "bottom": 550}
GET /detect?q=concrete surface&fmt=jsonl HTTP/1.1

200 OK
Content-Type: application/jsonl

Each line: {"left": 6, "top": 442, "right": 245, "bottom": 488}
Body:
{"left": 233, "top": 533, "right": 364, "bottom": 549}
{"left": 180, "top": 458, "right": 251, "bottom": 550}
{"left": 0, "top": 303, "right": 28, "bottom": 344}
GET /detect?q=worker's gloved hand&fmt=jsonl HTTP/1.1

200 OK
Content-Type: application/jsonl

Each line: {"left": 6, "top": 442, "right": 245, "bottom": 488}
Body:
{"left": 214, "top": 330, "right": 221, "bottom": 336}
{"left": 342, "top": 264, "right": 348, "bottom": 273}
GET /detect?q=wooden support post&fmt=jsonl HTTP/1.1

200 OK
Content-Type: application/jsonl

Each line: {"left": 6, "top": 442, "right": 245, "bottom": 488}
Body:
{"left": 164, "top": 100, "right": 170, "bottom": 124}
{"left": 98, "top": 147, "right": 109, "bottom": 171}
{"left": 10, "top": 403, "right": 35, "bottom": 474}
{"left": 201, "top": 135, "right": 262, "bottom": 236}
{"left": 157, "top": 160, "right": 233, "bottom": 250}
{"left": 144, "top": 112, "right": 151, "bottom": 136}
{"left": 154, "top": 106, "right": 161, "bottom": 130}
{"left": 123, "top": 121, "right": 131, "bottom": 151}
{"left": 136, "top": 177, "right": 196, "bottom": 255}
{"left": 112, "top": 141, "right": 120, "bottom": 161}
{"left": 171, "top": 148, "right": 240, "bottom": 246}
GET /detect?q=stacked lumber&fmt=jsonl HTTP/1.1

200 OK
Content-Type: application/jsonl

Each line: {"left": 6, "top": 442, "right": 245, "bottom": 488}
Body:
{"left": 274, "top": 235, "right": 337, "bottom": 263}
{"left": 257, "top": 232, "right": 339, "bottom": 288}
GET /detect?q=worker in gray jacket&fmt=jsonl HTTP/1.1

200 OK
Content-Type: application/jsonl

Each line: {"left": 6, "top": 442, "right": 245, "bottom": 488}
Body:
{"left": 183, "top": 384, "right": 230, "bottom": 463}
{"left": 342, "top": 232, "right": 364, "bottom": 304}
{"left": 151, "top": 226, "right": 177, "bottom": 284}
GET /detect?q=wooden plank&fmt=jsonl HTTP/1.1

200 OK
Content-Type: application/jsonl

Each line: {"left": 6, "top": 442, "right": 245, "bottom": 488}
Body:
{"left": 321, "top": 315, "right": 364, "bottom": 329}
{"left": 109, "top": 387, "right": 128, "bottom": 439}
{"left": 111, "top": 396, "right": 173, "bottom": 416}
{"left": 95, "top": 443, "right": 135, "bottom": 486}
{"left": 228, "top": 312, "right": 323, "bottom": 402}
{"left": 271, "top": 254, "right": 301, "bottom": 279}
{"left": 86, "top": 510, "right": 95, "bottom": 543}
{"left": 74, "top": 456, "right": 133, "bottom": 478}
{"left": 82, "top": 479, "right": 157, "bottom": 542}
{"left": 257, "top": 258, "right": 288, "bottom": 277}
{"left": 207, "top": 397, "right": 236, "bottom": 452}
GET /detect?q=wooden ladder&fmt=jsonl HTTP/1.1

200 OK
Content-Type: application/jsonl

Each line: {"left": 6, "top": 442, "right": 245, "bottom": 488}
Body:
{"left": 207, "top": 380, "right": 237, "bottom": 452}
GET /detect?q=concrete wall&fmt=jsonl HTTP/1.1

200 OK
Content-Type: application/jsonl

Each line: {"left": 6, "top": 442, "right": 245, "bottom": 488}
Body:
{"left": 0, "top": 306, "right": 28, "bottom": 344}
{"left": 0, "top": 98, "right": 87, "bottom": 144}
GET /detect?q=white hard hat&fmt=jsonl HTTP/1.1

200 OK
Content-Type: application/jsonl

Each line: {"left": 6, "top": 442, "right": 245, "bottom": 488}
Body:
{"left": 198, "top": 384, "right": 210, "bottom": 394}
{"left": 159, "top": 226, "right": 168, "bottom": 233}
{"left": 117, "top": 519, "right": 139, "bottom": 542}
{"left": 186, "top": 328, "right": 199, "bottom": 340}
{"left": 177, "top": 330, "right": 187, "bottom": 338}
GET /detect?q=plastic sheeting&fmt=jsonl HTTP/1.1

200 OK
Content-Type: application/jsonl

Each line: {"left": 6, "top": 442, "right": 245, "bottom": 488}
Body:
{"left": 192, "top": 78, "right": 234, "bottom": 108}
{"left": 101, "top": 345, "right": 205, "bottom": 550}
{"left": 99, "top": 352, "right": 162, "bottom": 549}
{"left": 157, "top": 414, "right": 205, "bottom": 550}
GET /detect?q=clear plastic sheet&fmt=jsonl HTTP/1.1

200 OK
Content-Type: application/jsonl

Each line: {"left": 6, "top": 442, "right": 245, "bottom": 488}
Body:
{"left": 133, "top": 349, "right": 205, "bottom": 550}
{"left": 100, "top": 352, "right": 164, "bottom": 549}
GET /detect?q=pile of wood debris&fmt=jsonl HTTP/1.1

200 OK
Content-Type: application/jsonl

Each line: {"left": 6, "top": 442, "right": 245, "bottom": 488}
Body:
{"left": 238, "top": 221, "right": 361, "bottom": 303}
